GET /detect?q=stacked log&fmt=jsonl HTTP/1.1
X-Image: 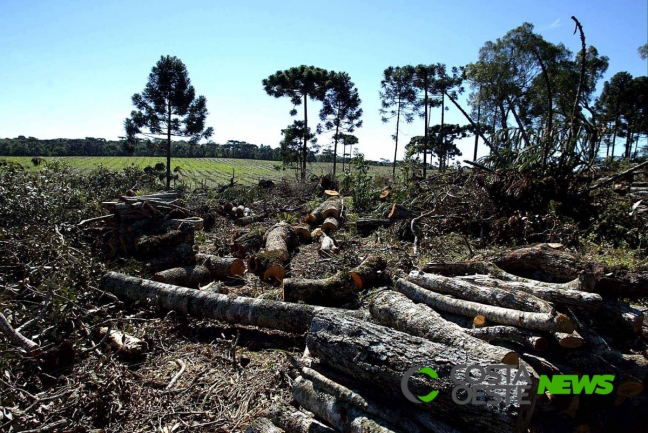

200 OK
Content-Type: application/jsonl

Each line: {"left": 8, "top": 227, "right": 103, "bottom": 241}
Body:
{"left": 248, "top": 222, "right": 299, "bottom": 283}
{"left": 305, "top": 197, "right": 342, "bottom": 233}
{"left": 98, "top": 192, "right": 199, "bottom": 269}
{"left": 222, "top": 201, "right": 263, "bottom": 225}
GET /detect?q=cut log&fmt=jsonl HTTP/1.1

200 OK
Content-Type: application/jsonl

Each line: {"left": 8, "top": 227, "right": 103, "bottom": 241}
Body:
{"left": 152, "top": 265, "right": 211, "bottom": 288}
{"left": 379, "top": 190, "right": 390, "bottom": 201}
{"left": 321, "top": 199, "right": 341, "bottom": 220}
{"left": 464, "top": 326, "right": 549, "bottom": 352}
{"left": 388, "top": 204, "right": 416, "bottom": 220}
{"left": 594, "top": 300, "right": 644, "bottom": 338}
{"left": 408, "top": 270, "right": 554, "bottom": 314}
{"left": 307, "top": 311, "right": 538, "bottom": 433}
{"left": 143, "top": 243, "right": 195, "bottom": 272}
{"left": 395, "top": 279, "right": 574, "bottom": 332}
{"left": 318, "top": 232, "right": 339, "bottom": 256}
{"left": 324, "top": 189, "right": 339, "bottom": 197}
{"left": 135, "top": 227, "right": 195, "bottom": 259}
{"left": 100, "top": 272, "right": 366, "bottom": 334}
{"left": 473, "top": 314, "right": 487, "bottom": 327}
{"left": 293, "top": 224, "right": 312, "bottom": 243}
{"left": 235, "top": 213, "right": 266, "bottom": 226}
{"left": 161, "top": 217, "right": 204, "bottom": 231}
{"left": 321, "top": 217, "right": 339, "bottom": 232}
{"left": 369, "top": 291, "right": 519, "bottom": 365}
{"left": 551, "top": 331, "right": 584, "bottom": 349}
{"left": 248, "top": 223, "right": 298, "bottom": 283}
{"left": 235, "top": 205, "right": 245, "bottom": 218}
{"left": 311, "top": 228, "right": 323, "bottom": 240}
{"left": 300, "top": 367, "right": 456, "bottom": 433}
{"left": 223, "top": 202, "right": 234, "bottom": 214}
{"left": 268, "top": 406, "right": 335, "bottom": 433}
{"left": 354, "top": 218, "right": 392, "bottom": 233}
{"left": 283, "top": 273, "right": 356, "bottom": 306}
{"left": 0, "top": 312, "right": 39, "bottom": 351}
{"left": 305, "top": 198, "right": 338, "bottom": 225}
{"left": 231, "top": 231, "right": 263, "bottom": 258}
{"left": 196, "top": 253, "right": 246, "bottom": 278}
{"left": 491, "top": 244, "right": 580, "bottom": 283}
{"left": 349, "top": 255, "right": 387, "bottom": 290}
{"left": 99, "top": 327, "right": 147, "bottom": 357}
{"left": 246, "top": 418, "right": 281, "bottom": 433}
{"left": 595, "top": 269, "right": 648, "bottom": 298}
{"left": 293, "top": 376, "right": 398, "bottom": 433}
{"left": 456, "top": 274, "right": 603, "bottom": 312}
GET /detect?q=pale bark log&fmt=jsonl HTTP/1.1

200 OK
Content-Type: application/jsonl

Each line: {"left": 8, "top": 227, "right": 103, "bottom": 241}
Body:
{"left": 100, "top": 272, "right": 366, "bottom": 334}
{"left": 248, "top": 223, "right": 298, "bottom": 282}
{"left": 307, "top": 311, "right": 538, "bottom": 433}
{"left": 305, "top": 198, "right": 338, "bottom": 225}
{"left": 293, "top": 377, "right": 398, "bottom": 433}
{"left": 408, "top": 270, "right": 554, "bottom": 314}
{"left": 283, "top": 273, "right": 356, "bottom": 306}
{"left": 318, "top": 232, "right": 339, "bottom": 256}
{"left": 293, "top": 224, "right": 312, "bottom": 243}
{"left": 456, "top": 274, "right": 602, "bottom": 312}
{"left": 491, "top": 244, "right": 579, "bottom": 283}
{"left": 369, "top": 291, "right": 519, "bottom": 364}
{"left": 269, "top": 406, "right": 335, "bottom": 433}
{"left": 465, "top": 326, "right": 549, "bottom": 352}
{"left": 246, "top": 418, "right": 281, "bottom": 433}
{"left": 196, "top": 253, "right": 246, "bottom": 278}
{"left": 395, "top": 279, "right": 574, "bottom": 332}
{"left": 153, "top": 265, "right": 211, "bottom": 288}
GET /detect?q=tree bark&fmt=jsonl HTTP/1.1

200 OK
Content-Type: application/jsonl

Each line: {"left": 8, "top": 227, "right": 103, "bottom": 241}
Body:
{"left": 246, "top": 418, "right": 281, "bottom": 433}
{"left": 550, "top": 331, "right": 584, "bottom": 349}
{"left": 248, "top": 223, "right": 298, "bottom": 282}
{"left": 100, "top": 272, "right": 365, "bottom": 334}
{"left": 355, "top": 218, "right": 392, "bottom": 234}
{"left": 153, "top": 265, "right": 211, "bottom": 288}
{"left": 283, "top": 273, "right": 356, "bottom": 306}
{"left": 388, "top": 204, "right": 416, "bottom": 220}
{"left": 306, "top": 311, "right": 538, "bottom": 433}
{"left": 349, "top": 255, "right": 388, "bottom": 290}
{"left": 369, "top": 291, "right": 519, "bottom": 365}
{"left": 396, "top": 279, "right": 574, "bottom": 332}
{"left": 269, "top": 406, "right": 335, "bottom": 433}
{"left": 293, "top": 377, "right": 398, "bottom": 433}
{"left": 491, "top": 244, "right": 580, "bottom": 283}
{"left": 408, "top": 271, "right": 554, "bottom": 314}
{"left": 322, "top": 217, "right": 339, "bottom": 232}
{"left": 196, "top": 253, "right": 245, "bottom": 278}
{"left": 231, "top": 231, "right": 263, "bottom": 258}
{"left": 464, "top": 326, "right": 549, "bottom": 352}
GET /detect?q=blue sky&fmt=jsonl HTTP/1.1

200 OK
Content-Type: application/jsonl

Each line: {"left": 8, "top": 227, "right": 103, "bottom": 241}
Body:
{"left": 1, "top": 0, "right": 646, "bottom": 161}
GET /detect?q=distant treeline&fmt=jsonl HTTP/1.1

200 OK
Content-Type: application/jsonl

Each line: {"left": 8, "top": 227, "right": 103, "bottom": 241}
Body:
{"left": 0, "top": 136, "right": 390, "bottom": 165}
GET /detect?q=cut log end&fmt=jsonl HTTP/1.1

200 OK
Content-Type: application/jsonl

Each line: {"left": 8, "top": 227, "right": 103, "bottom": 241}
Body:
{"left": 616, "top": 380, "right": 644, "bottom": 397}
{"left": 230, "top": 258, "right": 246, "bottom": 277}
{"left": 534, "top": 337, "right": 549, "bottom": 352}
{"left": 501, "top": 351, "right": 520, "bottom": 366}
{"left": 263, "top": 265, "right": 285, "bottom": 283}
{"left": 554, "top": 331, "right": 584, "bottom": 349}
{"left": 473, "top": 315, "right": 487, "bottom": 327}
{"left": 634, "top": 315, "right": 645, "bottom": 333}
{"left": 350, "top": 273, "right": 363, "bottom": 290}
{"left": 379, "top": 190, "right": 390, "bottom": 201}
{"left": 324, "top": 189, "right": 339, "bottom": 197}
{"left": 556, "top": 313, "right": 575, "bottom": 333}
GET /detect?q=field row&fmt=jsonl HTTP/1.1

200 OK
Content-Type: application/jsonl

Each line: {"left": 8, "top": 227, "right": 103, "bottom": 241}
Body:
{"left": 1, "top": 156, "right": 395, "bottom": 187}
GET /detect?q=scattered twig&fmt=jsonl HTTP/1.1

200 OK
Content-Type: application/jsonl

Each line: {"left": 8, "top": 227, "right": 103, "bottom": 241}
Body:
{"left": 15, "top": 290, "right": 52, "bottom": 334}
{"left": 166, "top": 359, "right": 187, "bottom": 390}
{"left": 0, "top": 312, "right": 39, "bottom": 351}
{"left": 77, "top": 214, "right": 114, "bottom": 227}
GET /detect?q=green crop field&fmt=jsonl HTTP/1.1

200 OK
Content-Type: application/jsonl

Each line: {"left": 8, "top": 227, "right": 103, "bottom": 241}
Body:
{"left": 1, "top": 156, "right": 396, "bottom": 187}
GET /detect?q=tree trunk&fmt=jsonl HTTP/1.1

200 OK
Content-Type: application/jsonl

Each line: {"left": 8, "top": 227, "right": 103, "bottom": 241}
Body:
{"left": 248, "top": 223, "right": 298, "bottom": 283}
{"left": 550, "top": 331, "right": 584, "bottom": 348}
{"left": 100, "top": 272, "right": 365, "bottom": 334}
{"left": 293, "top": 377, "right": 398, "bottom": 433}
{"left": 392, "top": 100, "right": 400, "bottom": 178}
{"left": 231, "top": 231, "right": 263, "bottom": 259}
{"left": 355, "top": 218, "right": 392, "bottom": 234}
{"left": 395, "top": 279, "right": 574, "bottom": 332}
{"left": 321, "top": 217, "right": 339, "bottom": 232}
{"left": 388, "top": 204, "right": 416, "bottom": 220}
{"left": 283, "top": 273, "right": 356, "bottom": 306}
{"left": 491, "top": 244, "right": 579, "bottom": 283}
{"left": 293, "top": 224, "right": 312, "bottom": 243}
{"left": 349, "top": 255, "right": 387, "bottom": 290}
{"left": 269, "top": 406, "right": 335, "bottom": 433}
{"left": 303, "top": 94, "right": 308, "bottom": 182}
{"left": 409, "top": 271, "right": 554, "bottom": 314}
{"left": 152, "top": 265, "right": 211, "bottom": 288}
{"left": 423, "top": 88, "right": 428, "bottom": 178}
{"left": 195, "top": 253, "right": 246, "bottom": 278}
{"left": 167, "top": 100, "right": 172, "bottom": 190}
{"left": 369, "top": 291, "right": 519, "bottom": 365}
{"left": 306, "top": 311, "right": 538, "bottom": 433}
{"left": 464, "top": 326, "right": 549, "bottom": 352}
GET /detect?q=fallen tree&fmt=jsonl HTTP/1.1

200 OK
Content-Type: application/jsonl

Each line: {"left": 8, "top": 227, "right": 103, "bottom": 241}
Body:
{"left": 395, "top": 279, "right": 574, "bottom": 332}
{"left": 306, "top": 311, "right": 538, "bottom": 433}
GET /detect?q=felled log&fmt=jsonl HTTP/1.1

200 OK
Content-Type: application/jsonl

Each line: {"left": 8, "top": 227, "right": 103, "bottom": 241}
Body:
{"left": 322, "top": 199, "right": 341, "bottom": 220}
{"left": 293, "top": 224, "right": 312, "bottom": 243}
{"left": 396, "top": 279, "right": 574, "bottom": 332}
{"left": 235, "top": 205, "right": 245, "bottom": 218}
{"left": 248, "top": 223, "right": 298, "bottom": 282}
{"left": 551, "top": 331, "right": 584, "bottom": 348}
{"left": 283, "top": 256, "right": 386, "bottom": 305}
{"left": 307, "top": 311, "right": 538, "bottom": 433}
{"left": 293, "top": 377, "right": 398, "bottom": 433}
{"left": 408, "top": 271, "right": 554, "bottom": 314}
{"left": 322, "top": 217, "right": 339, "bottom": 232}
{"left": 456, "top": 274, "right": 602, "bottom": 312}
{"left": 388, "top": 204, "right": 416, "bottom": 220}
{"left": 101, "top": 272, "right": 365, "bottom": 334}
{"left": 246, "top": 418, "right": 281, "bottom": 433}
{"left": 594, "top": 300, "right": 644, "bottom": 338}
{"left": 465, "top": 326, "right": 549, "bottom": 352}
{"left": 349, "top": 255, "right": 387, "bottom": 290}
{"left": 300, "top": 367, "right": 456, "bottom": 433}
{"left": 235, "top": 213, "right": 266, "bottom": 226}
{"left": 268, "top": 406, "right": 335, "bottom": 433}
{"left": 318, "top": 232, "right": 339, "bottom": 256}
{"left": 595, "top": 269, "right": 648, "bottom": 298}
{"left": 161, "top": 217, "right": 204, "bottom": 231}
{"left": 305, "top": 198, "right": 338, "bottom": 225}
{"left": 369, "top": 291, "right": 519, "bottom": 365}
{"left": 152, "top": 265, "right": 211, "bottom": 287}
{"left": 491, "top": 243, "right": 579, "bottom": 282}
{"left": 143, "top": 243, "right": 195, "bottom": 272}
{"left": 231, "top": 231, "right": 263, "bottom": 258}
{"left": 354, "top": 218, "right": 392, "bottom": 233}
{"left": 135, "top": 227, "right": 195, "bottom": 258}
{"left": 196, "top": 253, "right": 246, "bottom": 278}
{"left": 324, "top": 189, "right": 339, "bottom": 198}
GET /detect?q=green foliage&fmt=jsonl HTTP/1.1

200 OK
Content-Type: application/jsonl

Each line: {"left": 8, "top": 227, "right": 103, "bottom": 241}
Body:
{"left": 341, "top": 152, "right": 373, "bottom": 212}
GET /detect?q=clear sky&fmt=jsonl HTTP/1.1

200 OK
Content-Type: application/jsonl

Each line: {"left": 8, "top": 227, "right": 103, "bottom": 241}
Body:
{"left": 1, "top": 0, "right": 646, "bottom": 162}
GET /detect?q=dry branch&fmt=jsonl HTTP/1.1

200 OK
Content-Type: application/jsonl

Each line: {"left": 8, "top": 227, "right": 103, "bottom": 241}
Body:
{"left": 0, "top": 312, "right": 39, "bottom": 351}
